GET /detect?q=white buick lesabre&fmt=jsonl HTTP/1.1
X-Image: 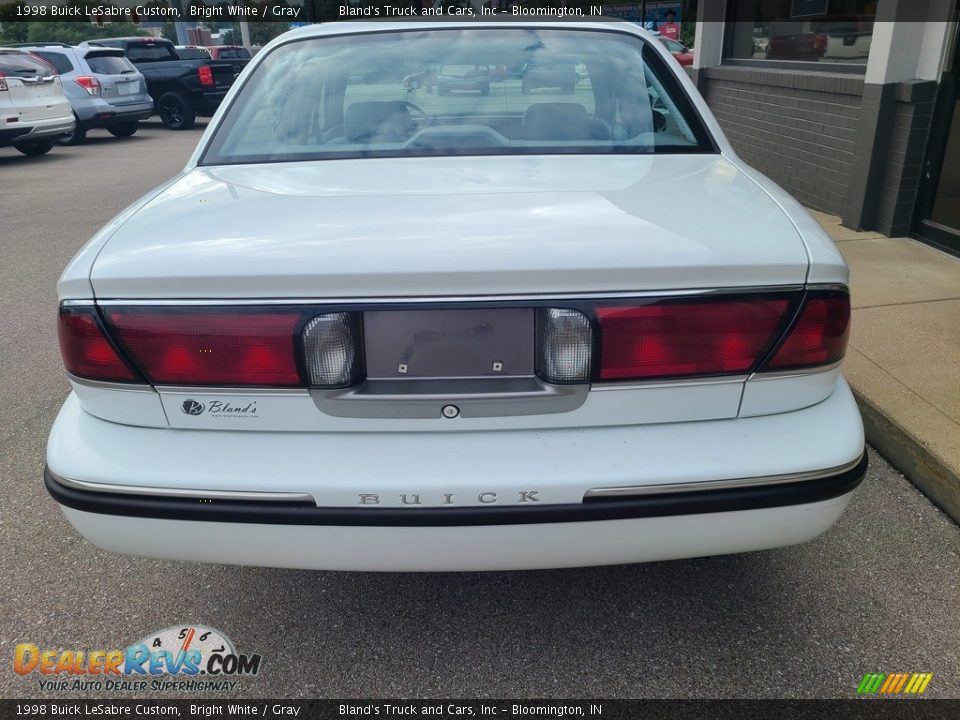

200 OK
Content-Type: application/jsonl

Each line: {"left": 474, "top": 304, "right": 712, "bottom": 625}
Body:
{"left": 46, "top": 21, "right": 866, "bottom": 571}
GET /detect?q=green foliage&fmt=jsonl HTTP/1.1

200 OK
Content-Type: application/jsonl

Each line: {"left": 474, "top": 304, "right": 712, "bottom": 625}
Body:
{"left": 0, "top": 1, "right": 148, "bottom": 44}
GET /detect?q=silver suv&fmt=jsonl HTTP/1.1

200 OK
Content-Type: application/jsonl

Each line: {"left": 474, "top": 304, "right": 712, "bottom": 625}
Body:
{"left": 12, "top": 43, "right": 152, "bottom": 144}
{"left": 0, "top": 49, "right": 74, "bottom": 156}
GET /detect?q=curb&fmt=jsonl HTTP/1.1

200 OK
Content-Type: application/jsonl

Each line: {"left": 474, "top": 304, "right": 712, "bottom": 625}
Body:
{"left": 852, "top": 390, "right": 960, "bottom": 524}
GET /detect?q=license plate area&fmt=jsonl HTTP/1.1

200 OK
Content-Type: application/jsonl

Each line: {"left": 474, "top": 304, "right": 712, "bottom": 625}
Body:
{"left": 363, "top": 309, "right": 534, "bottom": 380}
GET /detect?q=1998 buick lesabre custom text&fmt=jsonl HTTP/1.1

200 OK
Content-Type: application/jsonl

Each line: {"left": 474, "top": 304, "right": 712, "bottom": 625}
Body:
{"left": 46, "top": 22, "right": 866, "bottom": 571}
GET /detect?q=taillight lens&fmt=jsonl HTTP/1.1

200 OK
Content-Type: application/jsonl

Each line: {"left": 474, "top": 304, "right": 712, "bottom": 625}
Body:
{"left": 0, "top": 73, "right": 7, "bottom": 92}
{"left": 762, "top": 292, "right": 850, "bottom": 371}
{"left": 537, "top": 308, "right": 593, "bottom": 384}
{"left": 106, "top": 310, "right": 302, "bottom": 387}
{"left": 198, "top": 66, "right": 214, "bottom": 86}
{"left": 302, "top": 312, "right": 363, "bottom": 388}
{"left": 73, "top": 76, "right": 101, "bottom": 96}
{"left": 597, "top": 298, "right": 791, "bottom": 381}
{"left": 58, "top": 306, "right": 138, "bottom": 382}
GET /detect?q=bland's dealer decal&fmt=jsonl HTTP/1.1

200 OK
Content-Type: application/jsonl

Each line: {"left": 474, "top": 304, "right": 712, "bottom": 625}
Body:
{"left": 14, "top": 625, "right": 261, "bottom": 692}
{"left": 181, "top": 399, "right": 258, "bottom": 419}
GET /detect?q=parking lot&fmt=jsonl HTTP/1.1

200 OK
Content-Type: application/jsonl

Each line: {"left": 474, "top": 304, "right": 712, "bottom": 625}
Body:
{"left": 2, "top": 122, "right": 959, "bottom": 699}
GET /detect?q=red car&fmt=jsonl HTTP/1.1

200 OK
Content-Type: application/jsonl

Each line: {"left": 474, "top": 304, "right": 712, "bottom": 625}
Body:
{"left": 659, "top": 37, "right": 694, "bottom": 67}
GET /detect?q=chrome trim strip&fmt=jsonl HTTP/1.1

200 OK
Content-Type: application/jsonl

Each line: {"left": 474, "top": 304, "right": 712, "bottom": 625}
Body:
{"left": 583, "top": 457, "right": 864, "bottom": 498}
{"left": 67, "top": 373, "right": 154, "bottom": 393}
{"left": 806, "top": 283, "right": 850, "bottom": 293}
{"left": 591, "top": 374, "right": 749, "bottom": 390}
{"left": 50, "top": 471, "right": 316, "bottom": 504}
{"left": 92, "top": 285, "right": 806, "bottom": 306}
{"left": 747, "top": 360, "right": 843, "bottom": 381}
{"left": 157, "top": 386, "right": 310, "bottom": 396}
{"left": 60, "top": 299, "right": 95, "bottom": 307}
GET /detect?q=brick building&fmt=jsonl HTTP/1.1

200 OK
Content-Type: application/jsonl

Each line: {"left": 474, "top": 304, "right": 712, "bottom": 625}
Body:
{"left": 689, "top": 0, "right": 960, "bottom": 255}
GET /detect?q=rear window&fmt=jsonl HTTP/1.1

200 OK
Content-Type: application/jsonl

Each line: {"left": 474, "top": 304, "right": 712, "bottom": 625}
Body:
{"left": 0, "top": 51, "right": 54, "bottom": 77}
{"left": 126, "top": 43, "right": 178, "bottom": 63}
{"left": 85, "top": 52, "right": 136, "bottom": 75}
{"left": 202, "top": 28, "right": 714, "bottom": 166}
{"left": 177, "top": 48, "right": 212, "bottom": 60}
{"left": 32, "top": 51, "right": 74, "bottom": 75}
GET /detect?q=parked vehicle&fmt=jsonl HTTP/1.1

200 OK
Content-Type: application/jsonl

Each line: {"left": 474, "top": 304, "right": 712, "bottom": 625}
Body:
{"left": 520, "top": 60, "right": 577, "bottom": 94}
{"left": 204, "top": 45, "right": 252, "bottom": 77}
{"left": 174, "top": 46, "right": 212, "bottom": 61}
{"left": 765, "top": 21, "right": 828, "bottom": 61}
{"left": 659, "top": 37, "right": 694, "bottom": 67}
{"left": 83, "top": 37, "right": 236, "bottom": 130}
{"left": 11, "top": 43, "right": 152, "bottom": 145}
{"left": 0, "top": 49, "right": 74, "bottom": 155}
{"left": 436, "top": 64, "right": 490, "bottom": 95}
{"left": 48, "top": 22, "right": 865, "bottom": 572}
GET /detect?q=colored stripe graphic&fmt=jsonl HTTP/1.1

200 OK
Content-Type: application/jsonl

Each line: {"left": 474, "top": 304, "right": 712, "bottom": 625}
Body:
{"left": 857, "top": 672, "right": 932, "bottom": 695}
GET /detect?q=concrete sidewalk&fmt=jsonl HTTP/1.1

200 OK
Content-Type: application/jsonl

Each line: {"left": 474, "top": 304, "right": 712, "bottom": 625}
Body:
{"left": 810, "top": 210, "right": 960, "bottom": 524}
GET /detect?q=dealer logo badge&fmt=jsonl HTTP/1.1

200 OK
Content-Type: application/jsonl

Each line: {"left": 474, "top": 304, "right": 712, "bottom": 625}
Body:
{"left": 181, "top": 399, "right": 205, "bottom": 415}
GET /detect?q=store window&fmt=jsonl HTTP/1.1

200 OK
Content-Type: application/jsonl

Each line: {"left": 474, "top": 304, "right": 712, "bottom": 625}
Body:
{"left": 726, "top": 0, "right": 879, "bottom": 65}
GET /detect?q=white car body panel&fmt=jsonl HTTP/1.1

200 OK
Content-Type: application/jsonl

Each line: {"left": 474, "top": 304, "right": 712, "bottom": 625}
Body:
{"left": 86, "top": 155, "right": 811, "bottom": 300}
{"left": 48, "top": 21, "right": 865, "bottom": 571}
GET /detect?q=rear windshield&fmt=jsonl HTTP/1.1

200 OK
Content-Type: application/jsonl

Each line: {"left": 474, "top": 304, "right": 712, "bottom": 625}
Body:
{"left": 218, "top": 47, "right": 250, "bottom": 59}
{"left": 126, "top": 43, "right": 178, "bottom": 63}
{"left": 201, "top": 28, "right": 714, "bottom": 165}
{"left": 0, "top": 51, "right": 55, "bottom": 77}
{"left": 32, "top": 51, "right": 74, "bottom": 74}
{"left": 85, "top": 52, "right": 136, "bottom": 75}
{"left": 177, "top": 48, "right": 211, "bottom": 60}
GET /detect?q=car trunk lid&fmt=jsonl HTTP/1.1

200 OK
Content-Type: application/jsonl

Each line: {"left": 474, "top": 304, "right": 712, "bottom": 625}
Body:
{"left": 89, "top": 154, "right": 809, "bottom": 299}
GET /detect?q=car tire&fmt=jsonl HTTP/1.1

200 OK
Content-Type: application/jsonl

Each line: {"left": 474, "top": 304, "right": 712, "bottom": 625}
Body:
{"left": 57, "top": 115, "right": 86, "bottom": 146}
{"left": 15, "top": 138, "right": 54, "bottom": 156}
{"left": 157, "top": 91, "right": 196, "bottom": 130}
{"left": 106, "top": 121, "right": 139, "bottom": 138}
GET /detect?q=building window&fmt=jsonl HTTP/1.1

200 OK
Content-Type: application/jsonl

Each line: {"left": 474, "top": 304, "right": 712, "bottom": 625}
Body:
{"left": 726, "top": 0, "right": 880, "bottom": 65}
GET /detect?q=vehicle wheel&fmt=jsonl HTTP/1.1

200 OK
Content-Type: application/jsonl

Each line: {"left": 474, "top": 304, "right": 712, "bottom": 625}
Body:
{"left": 57, "top": 115, "right": 85, "bottom": 146}
{"left": 14, "top": 138, "right": 54, "bottom": 156}
{"left": 106, "top": 121, "right": 139, "bottom": 138}
{"left": 157, "top": 91, "right": 196, "bottom": 130}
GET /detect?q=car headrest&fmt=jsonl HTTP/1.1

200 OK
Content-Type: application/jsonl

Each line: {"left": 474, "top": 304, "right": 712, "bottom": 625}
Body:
{"left": 522, "top": 103, "right": 605, "bottom": 141}
{"left": 344, "top": 101, "right": 412, "bottom": 144}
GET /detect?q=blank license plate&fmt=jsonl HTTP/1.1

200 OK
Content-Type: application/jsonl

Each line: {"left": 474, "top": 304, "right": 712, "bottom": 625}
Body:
{"left": 118, "top": 81, "right": 138, "bottom": 95}
{"left": 363, "top": 309, "right": 534, "bottom": 379}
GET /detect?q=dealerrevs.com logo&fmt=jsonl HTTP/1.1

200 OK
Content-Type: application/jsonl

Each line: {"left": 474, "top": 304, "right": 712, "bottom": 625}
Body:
{"left": 14, "top": 625, "right": 262, "bottom": 693}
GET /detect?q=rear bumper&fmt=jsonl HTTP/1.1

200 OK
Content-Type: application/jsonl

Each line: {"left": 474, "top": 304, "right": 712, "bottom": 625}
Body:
{"left": 0, "top": 115, "right": 74, "bottom": 146}
{"left": 55, "top": 492, "right": 858, "bottom": 571}
{"left": 45, "top": 379, "right": 866, "bottom": 570}
{"left": 75, "top": 98, "right": 154, "bottom": 128}
{"left": 46, "top": 454, "right": 866, "bottom": 527}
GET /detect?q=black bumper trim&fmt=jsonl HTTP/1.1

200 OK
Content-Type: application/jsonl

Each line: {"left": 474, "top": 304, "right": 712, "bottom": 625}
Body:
{"left": 45, "top": 452, "right": 867, "bottom": 527}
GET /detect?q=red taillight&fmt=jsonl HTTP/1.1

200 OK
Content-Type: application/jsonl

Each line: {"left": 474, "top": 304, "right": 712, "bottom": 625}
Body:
{"left": 58, "top": 307, "right": 137, "bottom": 382}
{"left": 763, "top": 292, "right": 850, "bottom": 370}
{"left": 106, "top": 311, "right": 302, "bottom": 387}
{"left": 73, "top": 75, "right": 101, "bottom": 96}
{"left": 597, "top": 298, "right": 791, "bottom": 381}
{"left": 198, "top": 66, "right": 214, "bottom": 86}
{"left": 0, "top": 72, "right": 7, "bottom": 92}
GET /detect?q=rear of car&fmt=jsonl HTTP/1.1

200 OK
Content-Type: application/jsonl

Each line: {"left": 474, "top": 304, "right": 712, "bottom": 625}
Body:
{"left": 0, "top": 49, "right": 73, "bottom": 155}
{"left": 24, "top": 44, "right": 152, "bottom": 144}
{"left": 47, "top": 23, "right": 865, "bottom": 571}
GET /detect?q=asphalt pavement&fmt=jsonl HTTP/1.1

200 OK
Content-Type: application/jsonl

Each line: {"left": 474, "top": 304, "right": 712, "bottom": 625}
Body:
{"left": 1, "top": 122, "right": 959, "bottom": 700}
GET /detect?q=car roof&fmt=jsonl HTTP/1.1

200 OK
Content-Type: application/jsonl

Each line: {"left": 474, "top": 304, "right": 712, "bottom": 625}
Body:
{"left": 279, "top": 19, "right": 651, "bottom": 41}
